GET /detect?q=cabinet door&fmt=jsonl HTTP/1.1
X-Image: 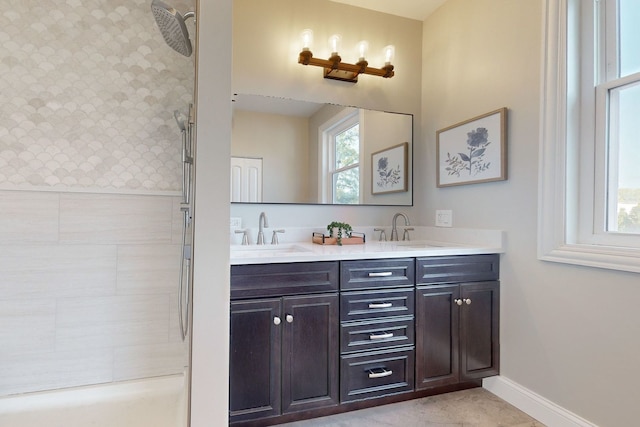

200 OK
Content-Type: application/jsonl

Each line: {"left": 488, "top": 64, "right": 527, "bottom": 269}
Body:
{"left": 281, "top": 294, "right": 339, "bottom": 414}
{"left": 460, "top": 281, "right": 500, "bottom": 380}
{"left": 415, "top": 284, "right": 460, "bottom": 389}
{"left": 229, "top": 299, "right": 282, "bottom": 423}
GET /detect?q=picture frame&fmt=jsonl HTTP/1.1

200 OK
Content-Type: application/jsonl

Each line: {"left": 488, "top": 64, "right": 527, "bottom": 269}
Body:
{"left": 371, "top": 142, "right": 408, "bottom": 195}
{"left": 436, "top": 108, "right": 507, "bottom": 187}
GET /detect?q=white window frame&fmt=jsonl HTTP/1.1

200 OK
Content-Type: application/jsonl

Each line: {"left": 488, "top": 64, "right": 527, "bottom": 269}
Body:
{"left": 538, "top": 0, "right": 640, "bottom": 273}
{"left": 318, "top": 109, "right": 363, "bottom": 204}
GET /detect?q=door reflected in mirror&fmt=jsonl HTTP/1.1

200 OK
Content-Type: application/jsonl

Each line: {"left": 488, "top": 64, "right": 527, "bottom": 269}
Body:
{"left": 231, "top": 94, "right": 413, "bottom": 206}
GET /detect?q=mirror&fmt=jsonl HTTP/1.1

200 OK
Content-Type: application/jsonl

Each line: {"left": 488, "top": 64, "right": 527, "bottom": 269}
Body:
{"left": 231, "top": 94, "right": 413, "bottom": 205}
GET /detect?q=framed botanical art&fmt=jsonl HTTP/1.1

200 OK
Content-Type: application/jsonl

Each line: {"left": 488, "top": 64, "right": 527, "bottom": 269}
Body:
{"left": 436, "top": 108, "right": 508, "bottom": 187}
{"left": 371, "top": 142, "right": 408, "bottom": 195}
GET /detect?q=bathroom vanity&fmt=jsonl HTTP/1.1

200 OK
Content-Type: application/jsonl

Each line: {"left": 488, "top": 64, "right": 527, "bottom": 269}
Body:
{"left": 228, "top": 239, "right": 501, "bottom": 426}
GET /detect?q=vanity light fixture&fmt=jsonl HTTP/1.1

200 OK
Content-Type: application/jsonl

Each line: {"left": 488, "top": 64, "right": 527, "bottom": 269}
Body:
{"left": 298, "top": 29, "right": 394, "bottom": 83}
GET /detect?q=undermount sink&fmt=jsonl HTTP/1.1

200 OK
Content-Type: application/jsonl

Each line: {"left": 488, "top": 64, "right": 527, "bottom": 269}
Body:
{"left": 230, "top": 243, "right": 312, "bottom": 257}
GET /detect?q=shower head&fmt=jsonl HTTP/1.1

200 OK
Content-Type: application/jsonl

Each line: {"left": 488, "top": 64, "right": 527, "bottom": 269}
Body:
{"left": 151, "top": 0, "right": 195, "bottom": 57}
{"left": 174, "top": 110, "right": 188, "bottom": 131}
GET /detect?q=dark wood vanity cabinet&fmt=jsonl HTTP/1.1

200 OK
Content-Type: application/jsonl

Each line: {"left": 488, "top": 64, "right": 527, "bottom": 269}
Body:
{"left": 415, "top": 255, "right": 500, "bottom": 390}
{"left": 339, "top": 259, "right": 416, "bottom": 402}
{"left": 230, "top": 254, "right": 500, "bottom": 425}
{"left": 229, "top": 262, "right": 340, "bottom": 424}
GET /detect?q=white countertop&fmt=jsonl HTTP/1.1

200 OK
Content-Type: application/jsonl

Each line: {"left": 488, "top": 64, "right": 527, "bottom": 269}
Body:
{"left": 230, "top": 227, "right": 505, "bottom": 265}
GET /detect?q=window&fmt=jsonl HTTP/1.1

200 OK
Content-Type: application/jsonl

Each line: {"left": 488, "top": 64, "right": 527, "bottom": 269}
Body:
{"left": 595, "top": 0, "right": 640, "bottom": 240}
{"left": 539, "top": 0, "right": 640, "bottom": 272}
{"left": 320, "top": 110, "right": 362, "bottom": 204}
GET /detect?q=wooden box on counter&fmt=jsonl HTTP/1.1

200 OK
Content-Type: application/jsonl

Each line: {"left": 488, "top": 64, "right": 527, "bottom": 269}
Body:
{"left": 312, "top": 232, "right": 366, "bottom": 245}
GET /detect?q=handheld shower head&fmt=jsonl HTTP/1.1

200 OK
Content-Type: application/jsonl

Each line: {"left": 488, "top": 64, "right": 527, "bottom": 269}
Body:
{"left": 151, "top": 0, "right": 195, "bottom": 57}
{"left": 174, "top": 110, "right": 188, "bottom": 132}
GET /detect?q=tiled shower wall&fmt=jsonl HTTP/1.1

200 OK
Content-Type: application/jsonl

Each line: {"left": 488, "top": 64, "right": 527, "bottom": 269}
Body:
{"left": 0, "top": 0, "right": 195, "bottom": 395}
{"left": 0, "top": 191, "right": 188, "bottom": 395}
{"left": 0, "top": 0, "right": 194, "bottom": 191}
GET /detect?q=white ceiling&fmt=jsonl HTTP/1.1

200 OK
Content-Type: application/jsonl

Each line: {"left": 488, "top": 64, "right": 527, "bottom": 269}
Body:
{"left": 329, "top": 0, "right": 447, "bottom": 21}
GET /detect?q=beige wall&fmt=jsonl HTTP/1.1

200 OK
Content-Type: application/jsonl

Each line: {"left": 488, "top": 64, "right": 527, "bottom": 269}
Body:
{"left": 361, "top": 109, "right": 413, "bottom": 205}
{"left": 423, "top": 1, "right": 640, "bottom": 426}
{"left": 232, "top": 110, "right": 310, "bottom": 203}
{"left": 230, "top": 0, "right": 422, "bottom": 228}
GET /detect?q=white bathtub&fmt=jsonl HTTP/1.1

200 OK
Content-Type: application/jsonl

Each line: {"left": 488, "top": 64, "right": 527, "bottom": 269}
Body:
{"left": 0, "top": 374, "right": 187, "bottom": 427}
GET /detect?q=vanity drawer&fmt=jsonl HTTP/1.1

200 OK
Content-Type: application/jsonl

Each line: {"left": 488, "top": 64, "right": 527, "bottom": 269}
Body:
{"left": 340, "top": 316, "right": 415, "bottom": 353}
{"left": 340, "top": 259, "right": 415, "bottom": 290}
{"left": 340, "top": 347, "right": 415, "bottom": 402}
{"left": 230, "top": 261, "right": 339, "bottom": 299}
{"left": 341, "top": 288, "right": 414, "bottom": 321}
{"left": 416, "top": 254, "right": 499, "bottom": 285}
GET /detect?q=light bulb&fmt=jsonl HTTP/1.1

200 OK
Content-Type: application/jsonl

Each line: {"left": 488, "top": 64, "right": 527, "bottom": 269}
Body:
{"left": 328, "top": 34, "right": 341, "bottom": 55}
{"left": 300, "top": 29, "right": 313, "bottom": 51}
{"left": 383, "top": 45, "right": 395, "bottom": 65}
{"left": 357, "top": 40, "right": 369, "bottom": 61}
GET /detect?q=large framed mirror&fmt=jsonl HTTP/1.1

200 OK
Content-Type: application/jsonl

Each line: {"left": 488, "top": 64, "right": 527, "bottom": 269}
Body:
{"left": 231, "top": 94, "right": 413, "bottom": 206}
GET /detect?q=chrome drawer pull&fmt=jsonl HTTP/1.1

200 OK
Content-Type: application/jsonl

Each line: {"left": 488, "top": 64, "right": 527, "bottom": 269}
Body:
{"left": 368, "top": 272, "right": 393, "bottom": 277}
{"left": 369, "top": 332, "right": 394, "bottom": 340}
{"left": 368, "top": 302, "right": 392, "bottom": 309}
{"left": 368, "top": 368, "right": 393, "bottom": 379}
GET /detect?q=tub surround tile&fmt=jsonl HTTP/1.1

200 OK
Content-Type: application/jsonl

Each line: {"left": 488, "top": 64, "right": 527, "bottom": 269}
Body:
{"left": 116, "top": 244, "right": 181, "bottom": 295}
{"left": 0, "top": 191, "right": 188, "bottom": 396}
{"left": 1, "top": 0, "right": 193, "bottom": 398}
{"left": 0, "top": 245, "right": 117, "bottom": 299}
{"left": 0, "top": 299, "right": 56, "bottom": 355}
{"left": 56, "top": 295, "right": 170, "bottom": 351}
{"left": 59, "top": 193, "right": 173, "bottom": 244}
{"left": 0, "top": 191, "right": 59, "bottom": 243}
{"left": 0, "top": 350, "right": 113, "bottom": 396}
{"left": 113, "top": 342, "right": 189, "bottom": 381}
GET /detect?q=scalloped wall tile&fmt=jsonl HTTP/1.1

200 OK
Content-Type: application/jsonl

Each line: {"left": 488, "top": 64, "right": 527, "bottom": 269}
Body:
{"left": 0, "top": 0, "right": 195, "bottom": 192}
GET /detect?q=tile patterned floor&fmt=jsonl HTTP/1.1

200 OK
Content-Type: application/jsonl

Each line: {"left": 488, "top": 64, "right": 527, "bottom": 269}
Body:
{"left": 276, "top": 388, "right": 546, "bottom": 427}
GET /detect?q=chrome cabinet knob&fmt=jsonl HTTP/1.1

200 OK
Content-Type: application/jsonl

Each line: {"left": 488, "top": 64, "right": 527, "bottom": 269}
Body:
{"left": 454, "top": 299, "right": 463, "bottom": 306}
{"left": 273, "top": 316, "right": 281, "bottom": 325}
{"left": 286, "top": 314, "right": 294, "bottom": 323}
{"left": 464, "top": 298, "right": 472, "bottom": 305}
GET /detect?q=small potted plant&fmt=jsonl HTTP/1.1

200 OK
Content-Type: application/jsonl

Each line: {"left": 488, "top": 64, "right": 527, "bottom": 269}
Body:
{"left": 327, "top": 221, "right": 353, "bottom": 246}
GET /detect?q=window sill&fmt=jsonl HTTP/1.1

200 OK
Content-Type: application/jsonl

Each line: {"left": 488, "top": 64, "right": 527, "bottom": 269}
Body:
{"left": 539, "top": 243, "right": 640, "bottom": 273}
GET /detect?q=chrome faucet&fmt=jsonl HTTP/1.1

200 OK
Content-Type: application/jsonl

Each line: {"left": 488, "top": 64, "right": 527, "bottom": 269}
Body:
{"left": 374, "top": 228, "right": 387, "bottom": 242}
{"left": 271, "top": 229, "right": 285, "bottom": 245}
{"left": 390, "top": 212, "right": 410, "bottom": 241}
{"left": 257, "top": 212, "right": 269, "bottom": 245}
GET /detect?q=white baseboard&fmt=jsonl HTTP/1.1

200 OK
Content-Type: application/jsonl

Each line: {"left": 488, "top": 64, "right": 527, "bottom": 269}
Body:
{"left": 483, "top": 376, "right": 597, "bottom": 427}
